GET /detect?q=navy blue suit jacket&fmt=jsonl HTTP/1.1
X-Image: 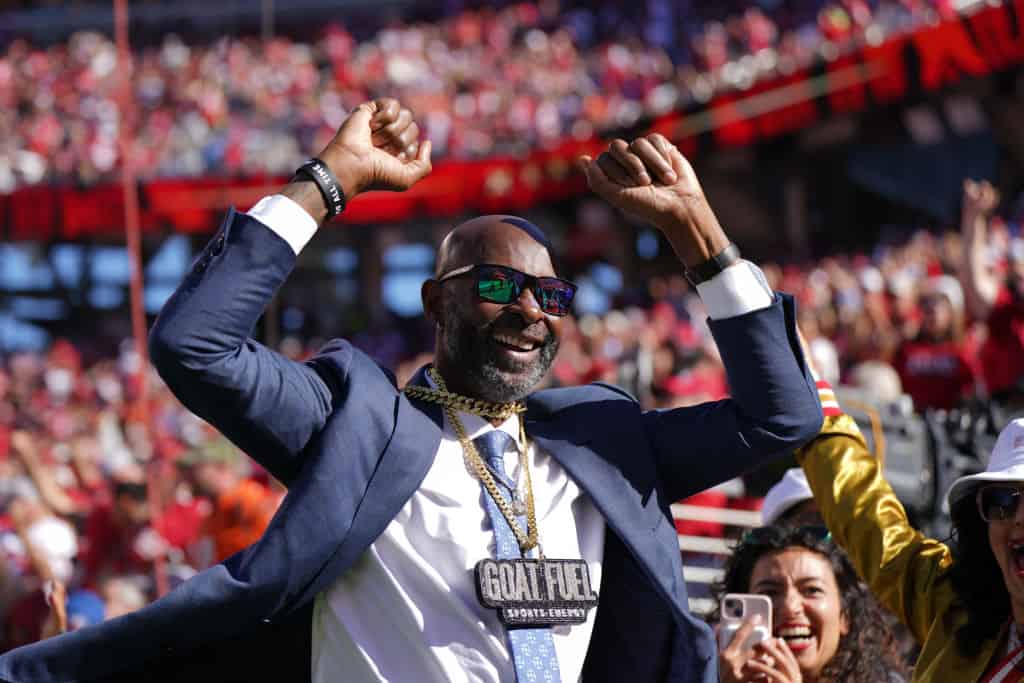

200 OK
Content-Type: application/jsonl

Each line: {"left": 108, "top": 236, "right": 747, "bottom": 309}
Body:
{"left": 0, "top": 211, "right": 821, "bottom": 682}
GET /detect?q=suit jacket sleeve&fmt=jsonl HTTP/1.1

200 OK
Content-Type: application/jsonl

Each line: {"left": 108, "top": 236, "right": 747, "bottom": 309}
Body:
{"left": 149, "top": 209, "right": 340, "bottom": 485}
{"left": 642, "top": 293, "right": 821, "bottom": 501}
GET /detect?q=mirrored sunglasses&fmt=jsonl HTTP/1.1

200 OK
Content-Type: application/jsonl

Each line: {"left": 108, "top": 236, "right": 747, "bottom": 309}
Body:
{"left": 438, "top": 263, "right": 577, "bottom": 317}
{"left": 976, "top": 484, "right": 1024, "bottom": 523}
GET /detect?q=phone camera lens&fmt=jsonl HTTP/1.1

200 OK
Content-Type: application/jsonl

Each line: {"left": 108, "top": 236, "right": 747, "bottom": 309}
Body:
{"left": 725, "top": 599, "right": 743, "bottom": 618}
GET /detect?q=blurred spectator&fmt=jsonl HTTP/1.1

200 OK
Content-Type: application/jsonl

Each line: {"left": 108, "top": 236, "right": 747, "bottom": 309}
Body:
{"left": 64, "top": 589, "right": 104, "bottom": 631}
{"left": 892, "top": 275, "right": 978, "bottom": 411}
{"left": 78, "top": 475, "right": 159, "bottom": 590}
{"left": 961, "top": 180, "right": 1024, "bottom": 401}
{"left": 798, "top": 307, "right": 840, "bottom": 386}
{"left": 180, "top": 438, "right": 281, "bottom": 563}
{"left": 99, "top": 577, "right": 145, "bottom": 620}
{"left": 847, "top": 361, "right": 903, "bottom": 404}
{"left": 760, "top": 468, "right": 818, "bottom": 526}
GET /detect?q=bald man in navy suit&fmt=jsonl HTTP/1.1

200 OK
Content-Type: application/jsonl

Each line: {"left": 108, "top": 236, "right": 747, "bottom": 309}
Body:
{"left": 0, "top": 99, "right": 820, "bottom": 683}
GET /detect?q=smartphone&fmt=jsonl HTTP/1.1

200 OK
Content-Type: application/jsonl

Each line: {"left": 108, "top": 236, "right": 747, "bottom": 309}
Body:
{"left": 717, "top": 593, "right": 772, "bottom": 651}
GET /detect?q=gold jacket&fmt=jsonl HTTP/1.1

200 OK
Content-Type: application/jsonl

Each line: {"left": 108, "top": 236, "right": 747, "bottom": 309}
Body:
{"left": 797, "top": 414, "right": 1006, "bottom": 682}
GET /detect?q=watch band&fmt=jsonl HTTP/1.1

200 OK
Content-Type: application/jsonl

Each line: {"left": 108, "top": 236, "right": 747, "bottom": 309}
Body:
{"left": 684, "top": 243, "right": 741, "bottom": 286}
{"left": 294, "top": 158, "right": 346, "bottom": 219}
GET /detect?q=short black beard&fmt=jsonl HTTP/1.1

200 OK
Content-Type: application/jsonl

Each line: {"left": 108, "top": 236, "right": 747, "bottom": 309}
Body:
{"left": 439, "top": 301, "right": 558, "bottom": 403}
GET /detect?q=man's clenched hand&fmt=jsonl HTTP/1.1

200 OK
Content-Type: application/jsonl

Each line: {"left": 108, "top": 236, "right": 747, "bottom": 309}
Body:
{"left": 579, "top": 134, "right": 730, "bottom": 268}
{"left": 320, "top": 98, "right": 433, "bottom": 198}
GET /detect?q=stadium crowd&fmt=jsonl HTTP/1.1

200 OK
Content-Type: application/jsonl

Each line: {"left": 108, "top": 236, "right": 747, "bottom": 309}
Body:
{"left": 0, "top": 175, "right": 1021, "bottom": 652}
{"left": 0, "top": 0, "right": 953, "bottom": 190}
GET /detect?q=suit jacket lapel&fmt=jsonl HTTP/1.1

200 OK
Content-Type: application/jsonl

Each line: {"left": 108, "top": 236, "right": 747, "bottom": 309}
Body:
{"left": 404, "top": 365, "right": 444, "bottom": 429}
{"left": 330, "top": 390, "right": 443, "bottom": 557}
{"left": 331, "top": 365, "right": 444, "bottom": 555}
{"left": 524, "top": 406, "right": 683, "bottom": 614}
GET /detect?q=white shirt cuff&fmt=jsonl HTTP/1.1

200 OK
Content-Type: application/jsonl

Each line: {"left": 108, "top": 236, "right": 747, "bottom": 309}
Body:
{"left": 696, "top": 261, "right": 774, "bottom": 320}
{"left": 246, "top": 195, "right": 319, "bottom": 255}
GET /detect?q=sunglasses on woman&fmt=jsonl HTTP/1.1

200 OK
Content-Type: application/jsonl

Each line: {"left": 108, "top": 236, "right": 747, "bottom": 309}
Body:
{"left": 976, "top": 484, "right": 1024, "bottom": 523}
{"left": 437, "top": 263, "right": 577, "bottom": 317}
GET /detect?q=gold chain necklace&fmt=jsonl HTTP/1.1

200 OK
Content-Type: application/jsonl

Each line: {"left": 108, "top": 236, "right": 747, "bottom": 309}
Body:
{"left": 402, "top": 381, "right": 526, "bottom": 421}
{"left": 403, "top": 368, "right": 541, "bottom": 556}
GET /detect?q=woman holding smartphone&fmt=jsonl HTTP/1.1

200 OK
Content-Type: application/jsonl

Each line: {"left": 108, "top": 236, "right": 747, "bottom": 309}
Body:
{"left": 711, "top": 525, "right": 905, "bottom": 682}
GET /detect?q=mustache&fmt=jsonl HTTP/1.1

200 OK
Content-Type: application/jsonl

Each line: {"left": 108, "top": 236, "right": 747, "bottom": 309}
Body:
{"left": 484, "top": 313, "right": 555, "bottom": 346}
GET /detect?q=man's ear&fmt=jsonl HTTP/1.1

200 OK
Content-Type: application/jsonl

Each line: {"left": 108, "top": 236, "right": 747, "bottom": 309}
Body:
{"left": 422, "top": 279, "right": 442, "bottom": 325}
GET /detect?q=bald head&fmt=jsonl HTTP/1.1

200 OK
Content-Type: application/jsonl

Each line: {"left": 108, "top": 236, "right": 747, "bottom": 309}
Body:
{"left": 424, "top": 215, "right": 564, "bottom": 403}
{"left": 436, "top": 215, "right": 554, "bottom": 277}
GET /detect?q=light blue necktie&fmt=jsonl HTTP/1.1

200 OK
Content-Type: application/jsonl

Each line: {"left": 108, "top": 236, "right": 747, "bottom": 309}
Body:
{"left": 473, "top": 430, "right": 562, "bottom": 683}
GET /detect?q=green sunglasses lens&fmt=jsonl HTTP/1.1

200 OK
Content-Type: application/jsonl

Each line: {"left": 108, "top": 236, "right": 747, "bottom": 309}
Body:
{"left": 478, "top": 276, "right": 519, "bottom": 303}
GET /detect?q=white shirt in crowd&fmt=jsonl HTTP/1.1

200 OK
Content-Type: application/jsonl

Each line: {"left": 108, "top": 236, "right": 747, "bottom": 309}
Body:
{"left": 247, "top": 194, "right": 773, "bottom": 683}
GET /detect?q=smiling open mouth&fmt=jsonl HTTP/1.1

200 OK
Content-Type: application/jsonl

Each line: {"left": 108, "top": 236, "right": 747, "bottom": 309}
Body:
{"left": 493, "top": 333, "right": 540, "bottom": 352}
{"left": 777, "top": 625, "right": 814, "bottom": 651}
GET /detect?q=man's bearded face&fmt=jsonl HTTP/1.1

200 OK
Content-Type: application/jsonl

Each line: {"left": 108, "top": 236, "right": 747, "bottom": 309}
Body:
{"left": 440, "top": 289, "right": 559, "bottom": 403}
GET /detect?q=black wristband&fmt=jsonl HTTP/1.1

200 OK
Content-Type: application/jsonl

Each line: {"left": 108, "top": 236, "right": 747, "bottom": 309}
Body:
{"left": 684, "top": 243, "right": 741, "bottom": 286}
{"left": 295, "top": 158, "right": 346, "bottom": 218}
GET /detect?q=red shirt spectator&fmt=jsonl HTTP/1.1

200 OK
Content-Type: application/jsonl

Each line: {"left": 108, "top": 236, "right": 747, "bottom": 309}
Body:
{"left": 893, "top": 278, "right": 977, "bottom": 410}
{"left": 155, "top": 497, "right": 207, "bottom": 553}
{"left": 980, "top": 287, "right": 1024, "bottom": 396}
{"left": 79, "top": 481, "right": 155, "bottom": 587}
{"left": 893, "top": 339, "right": 977, "bottom": 411}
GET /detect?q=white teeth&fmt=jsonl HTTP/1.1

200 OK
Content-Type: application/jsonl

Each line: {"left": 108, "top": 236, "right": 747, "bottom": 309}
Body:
{"left": 494, "top": 334, "right": 536, "bottom": 351}
{"left": 778, "top": 627, "right": 813, "bottom": 638}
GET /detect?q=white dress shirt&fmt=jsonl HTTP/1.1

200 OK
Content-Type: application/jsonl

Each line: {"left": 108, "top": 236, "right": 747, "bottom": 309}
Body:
{"left": 246, "top": 194, "right": 773, "bottom": 682}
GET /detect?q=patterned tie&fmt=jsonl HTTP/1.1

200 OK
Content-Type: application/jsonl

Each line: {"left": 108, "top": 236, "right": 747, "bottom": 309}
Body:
{"left": 473, "top": 429, "right": 562, "bottom": 683}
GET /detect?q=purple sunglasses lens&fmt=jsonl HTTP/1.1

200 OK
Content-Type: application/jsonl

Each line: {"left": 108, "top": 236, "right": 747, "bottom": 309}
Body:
{"left": 979, "top": 486, "right": 1023, "bottom": 521}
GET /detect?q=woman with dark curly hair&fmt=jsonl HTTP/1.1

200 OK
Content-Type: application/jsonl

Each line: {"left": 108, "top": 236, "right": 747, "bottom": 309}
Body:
{"left": 799, "top": 377, "right": 1024, "bottom": 680}
{"left": 711, "top": 525, "right": 907, "bottom": 682}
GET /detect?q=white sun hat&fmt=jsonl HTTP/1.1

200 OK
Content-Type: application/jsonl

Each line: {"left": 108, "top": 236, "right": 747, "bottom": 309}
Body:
{"left": 762, "top": 468, "right": 814, "bottom": 526}
{"left": 947, "top": 418, "right": 1024, "bottom": 509}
